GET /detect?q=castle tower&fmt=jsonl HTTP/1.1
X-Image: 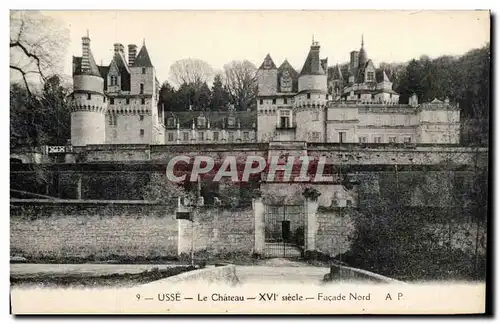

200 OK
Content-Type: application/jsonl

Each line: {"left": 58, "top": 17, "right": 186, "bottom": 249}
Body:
{"left": 295, "top": 39, "right": 328, "bottom": 142}
{"left": 71, "top": 32, "right": 108, "bottom": 146}
{"left": 129, "top": 40, "right": 165, "bottom": 144}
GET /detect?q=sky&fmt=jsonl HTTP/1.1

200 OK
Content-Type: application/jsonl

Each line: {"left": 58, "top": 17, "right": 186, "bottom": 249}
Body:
{"left": 39, "top": 10, "right": 490, "bottom": 85}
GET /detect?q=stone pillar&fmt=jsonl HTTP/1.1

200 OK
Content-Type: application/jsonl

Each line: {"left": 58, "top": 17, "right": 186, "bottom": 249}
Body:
{"left": 303, "top": 188, "right": 321, "bottom": 252}
{"left": 253, "top": 197, "right": 265, "bottom": 255}
{"left": 177, "top": 219, "right": 193, "bottom": 256}
{"left": 305, "top": 198, "right": 319, "bottom": 251}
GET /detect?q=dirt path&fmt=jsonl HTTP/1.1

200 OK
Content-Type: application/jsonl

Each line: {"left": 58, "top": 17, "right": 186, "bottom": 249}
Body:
{"left": 235, "top": 258, "right": 330, "bottom": 284}
{"left": 10, "top": 263, "right": 186, "bottom": 277}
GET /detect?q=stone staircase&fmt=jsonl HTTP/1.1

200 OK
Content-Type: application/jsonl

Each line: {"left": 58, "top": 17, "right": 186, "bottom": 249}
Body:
{"left": 264, "top": 242, "right": 303, "bottom": 258}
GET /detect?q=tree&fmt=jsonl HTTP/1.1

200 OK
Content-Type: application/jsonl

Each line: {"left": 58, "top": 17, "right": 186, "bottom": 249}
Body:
{"left": 168, "top": 58, "right": 214, "bottom": 89}
{"left": 223, "top": 60, "right": 258, "bottom": 111}
{"left": 159, "top": 81, "right": 178, "bottom": 111}
{"left": 210, "top": 74, "right": 230, "bottom": 110}
{"left": 10, "top": 11, "right": 69, "bottom": 95}
{"left": 10, "top": 75, "right": 71, "bottom": 148}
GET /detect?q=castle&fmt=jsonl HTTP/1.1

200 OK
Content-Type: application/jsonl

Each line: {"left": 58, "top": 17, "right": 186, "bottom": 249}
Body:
{"left": 255, "top": 37, "right": 461, "bottom": 144}
{"left": 71, "top": 33, "right": 164, "bottom": 147}
{"left": 70, "top": 34, "right": 460, "bottom": 147}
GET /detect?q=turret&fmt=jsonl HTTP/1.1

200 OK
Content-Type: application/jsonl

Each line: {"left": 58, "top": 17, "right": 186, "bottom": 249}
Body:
{"left": 71, "top": 32, "right": 107, "bottom": 146}
{"left": 295, "top": 39, "right": 328, "bottom": 142}
{"left": 257, "top": 54, "right": 278, "bottom": 95}
{"left": 298, "top": 39, "right": 328, "bottom": 93}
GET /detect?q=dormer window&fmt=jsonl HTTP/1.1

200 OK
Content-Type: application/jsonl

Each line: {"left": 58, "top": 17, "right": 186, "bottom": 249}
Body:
{"left": 198, "top": 116, "right": 206, "bottom": 128}
{"left": 227, "top": 117, "right": 235, "bottom": 127}
{"left": 367, "top": 71, "right": 374, "bottom": 82}
{"left": 280, "top": 70, "right": 292, "bottom": 92}
{"left": 167, "top": 117, "right": 175, "bottom": 127}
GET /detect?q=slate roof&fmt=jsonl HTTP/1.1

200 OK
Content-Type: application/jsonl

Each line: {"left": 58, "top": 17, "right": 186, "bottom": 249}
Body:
{"left": 258, "top": 54, "right": 277, "bottom": 70}
{"left": 132, "top": 45, "right": 154, "bottom": 67}
{"left": 164, "top": 110, "right": 257, "bottom": 129}
{"left": 72, "top": 48, "right": 101, "bottom": 78}
{"left": 277, "top": 59, "right": 299, "bottom": 92}
{"left": 328, "top": 64, "right": 343, "bottom": 80}
{"left": 299, "top": 44, "right": 325, "bottom": 76}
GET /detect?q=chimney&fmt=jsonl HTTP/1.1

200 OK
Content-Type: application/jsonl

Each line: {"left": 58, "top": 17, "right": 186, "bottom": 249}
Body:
{"left": 113, "top": 43, "right": 124, "bottom": 54}
{"left": 350, "top": 51, "right": 359, "bottom": 71}
{"left": 81, "top": 35, "right": 91, "bottom": 72}
{"left": 128, "top": 44, "right": 137, "bottom": 67}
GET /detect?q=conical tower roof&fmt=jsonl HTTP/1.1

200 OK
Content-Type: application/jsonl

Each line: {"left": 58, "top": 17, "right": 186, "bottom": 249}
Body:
{"left": 299, "top": 41, "right": 325, "bottom": 76}
{"left": 132, "top": 42, "right": 153, "bottom": 67}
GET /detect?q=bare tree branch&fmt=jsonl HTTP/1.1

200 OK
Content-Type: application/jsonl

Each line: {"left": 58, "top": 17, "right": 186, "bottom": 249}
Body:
{"left": 169, "top": 58, "right": 214, "bottom": 88}
{"left": 10, "top": 11, "right": 69, "bottom": 95}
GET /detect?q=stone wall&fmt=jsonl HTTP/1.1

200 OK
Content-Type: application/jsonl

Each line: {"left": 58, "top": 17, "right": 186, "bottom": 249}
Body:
{"left": 10, "top": 201, "right": 256, "bottom": 261}
{"left": 315, "top": 208, "right": 355, "bottom": 257}
{"left": 10, "top": 201, "right": 178, "bottom": 261}
{"left": 178, "top": 207, "right": 254, "bottom": 255}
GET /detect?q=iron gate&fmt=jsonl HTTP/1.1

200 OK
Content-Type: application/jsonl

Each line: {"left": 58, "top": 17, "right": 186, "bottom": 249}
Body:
{"left": 264, "top": 204, "right": 306, "bottom": 258}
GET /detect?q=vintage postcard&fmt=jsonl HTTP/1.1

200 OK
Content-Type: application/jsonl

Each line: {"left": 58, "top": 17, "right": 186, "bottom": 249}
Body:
{"left": 9, "top": 10, "right": 490, "bottom": 315}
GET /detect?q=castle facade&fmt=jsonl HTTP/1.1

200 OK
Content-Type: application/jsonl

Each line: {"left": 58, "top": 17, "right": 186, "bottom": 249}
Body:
{"left": 70, "top": 34, "right": 460, "bottom": 147}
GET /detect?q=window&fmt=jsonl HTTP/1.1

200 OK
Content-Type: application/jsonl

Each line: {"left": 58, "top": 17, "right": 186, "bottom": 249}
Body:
{"left": 284, "top": 98, "right": 288, "bottom": 104}
{"left": 359, "top": 136, "right": 367, "bottom": 143}
{"left": 110, "top": 98, "right": 115, "bottom": 105}
{"left": 197, "top": 116, "right": 206, "bottom": 128}
{"left": 404, "top": 136, "right": 412, "bottom": 143}
{"left": 339, "top": 132, "right": 346, "bottom": 144}
{"left": 307, "top": 93, "right": 311, "bottom": 99}
{"left": 260, "top": 99, "right": 264, "bottom": 105}
{"left": 183, "top": 132, "right": 189, "bottom": 141}
{"left": 140, "top": 129, "right": 144, "bottom": 137}
{"left": 198, "top": 131, "right": 204, "bottom": 141}
{"left": 228, "top": 132, "right": 234, "bottom": 142}
{"left": 104, "top": 97, "right": 106, "bottom": 103}
{"left": 272, "top": 99, "right": 276, "bottom": 105}
{"left": 139, "top": 115, "right": 144, "bottom": 121}
{"left": 312, "top": 111, "right": 319, "bottom": 121}
{"left": 367, "top": 72, "right": 374, "bottom": 82}
{"left": 87, "top": 93, "right": 91, "bottom": 100}
{"left": 243, "top": 131, "right": 249, "bottom": 141}
{"left": 168, "top": 132, "right": 174, "bottom": 141}
{"left": 167, "top": 118, "right": 175, "bottom": 127}
{"left": 213, "top": 131, "right": 219, "bottom": 141}
{"left": 140, "top": 83, "right": 144, "bottom": 94}
{"left": 280, "top": 71, "right": 292, "bottom": 92}
{"left": 279, "top": 110, "right": 291, "bottom": 128}
{"left": 227, "top": 117, "right": 235, "bottom": 127}
{"left": 110, "top": 76, "right": 117, "bottom": 86}
{"left": 142, "top": 67, "right": 146, "bottom": 74}
{"left": 374, "top": 136, "right": 382, "bottom": 143}
{"left": 108, "top": 114, "right": 113, "bottom": 126}
{"left": 389, "top": 136, "right": 397, "bottom": 143}
{"left": 141, "top": 98, "right": 146, "bottom": 105}
{"left": 126, "top": 98, "right": 130, "bottom": 105}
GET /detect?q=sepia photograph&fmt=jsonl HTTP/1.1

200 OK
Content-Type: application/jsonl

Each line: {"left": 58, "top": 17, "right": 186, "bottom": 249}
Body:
{"left": 9, "top": 9, "right": 490, "bottom": 315}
